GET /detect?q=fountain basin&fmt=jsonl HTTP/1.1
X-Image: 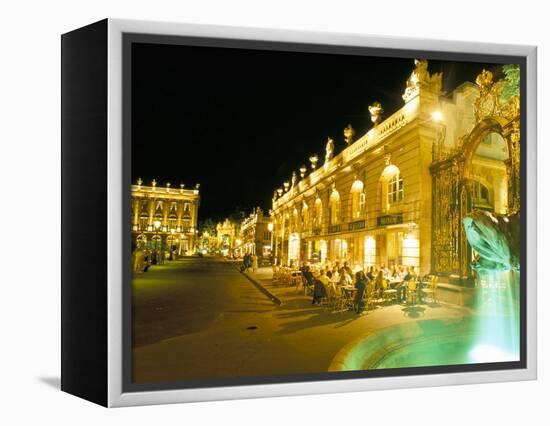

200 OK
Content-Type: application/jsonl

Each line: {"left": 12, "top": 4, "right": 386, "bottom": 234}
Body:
{"left": 329, "top": 317, "right": 518, "bottom": 372}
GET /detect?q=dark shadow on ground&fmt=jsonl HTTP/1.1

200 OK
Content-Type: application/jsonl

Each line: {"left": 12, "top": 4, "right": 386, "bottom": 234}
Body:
{"left": 401, "top": 305, "right": 426, "bottom": 318}
{"left": 274, "top": 308, "right": 360, "bottom": 335}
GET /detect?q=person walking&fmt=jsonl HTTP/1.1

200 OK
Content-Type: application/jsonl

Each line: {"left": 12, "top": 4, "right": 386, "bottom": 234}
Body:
{"left": 251, "top": 253, "right": 258, "bottom": 273}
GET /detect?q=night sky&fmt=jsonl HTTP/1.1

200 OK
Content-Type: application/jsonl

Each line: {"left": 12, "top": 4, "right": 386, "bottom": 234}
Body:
{"left": 131, "top": 42, "right": 499, "bottom": 222}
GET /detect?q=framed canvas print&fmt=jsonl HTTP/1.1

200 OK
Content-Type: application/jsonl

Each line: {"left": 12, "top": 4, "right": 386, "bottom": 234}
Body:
{"left": 61, "top": 18, "right": 537, "bottom": 407}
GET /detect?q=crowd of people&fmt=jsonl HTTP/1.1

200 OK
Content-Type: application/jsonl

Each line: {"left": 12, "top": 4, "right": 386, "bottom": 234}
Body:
{"left": 297, "top": 261, "right": 421, "bottom": 314}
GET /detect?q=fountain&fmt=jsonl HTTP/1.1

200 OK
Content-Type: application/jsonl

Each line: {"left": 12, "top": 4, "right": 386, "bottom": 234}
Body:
{"left": 462, "top": 210, "right": 520, "bottom": 363}
{"left": 329, "top": 210, "right": 520, "bottom": 371}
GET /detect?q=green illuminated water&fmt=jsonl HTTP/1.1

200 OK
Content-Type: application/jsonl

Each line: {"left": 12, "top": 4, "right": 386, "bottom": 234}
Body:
{"left": 335, "top": 255, "right": 520, "bottom": 370}
{"left": 368, "top": 270, "right": 520, "bottom": 369}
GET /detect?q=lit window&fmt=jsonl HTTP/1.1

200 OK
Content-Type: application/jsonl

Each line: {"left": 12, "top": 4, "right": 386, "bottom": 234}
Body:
{"left": 302, "top": 203, "right": 309, "bottom": 232}
{"left": 387, "top": 173, "right": 404, "bottom": 205}
{"left": 314, "top": 198, "right": 323, "bottom": 227}
{"left": 292, "top": 208, "right": 299, "bottom": 232}
{"left": 329, "top": 190, "right": 341, "bottom": 225}
{"left": 350, "top": 180, "right": 365, "bottom": 219}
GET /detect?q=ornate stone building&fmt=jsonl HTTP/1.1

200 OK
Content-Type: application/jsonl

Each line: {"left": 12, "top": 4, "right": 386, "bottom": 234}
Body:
{"left": 237, "top": 207, "right": 272, "bottom": 261}
{"left": 216, "top": 218, "right": 237, "bottom": 256}
{"left": 131, "top": 179, "right": 200, "bottom": 255}
{"left": 270, "top": 60, "right": 520, "bottom": 283}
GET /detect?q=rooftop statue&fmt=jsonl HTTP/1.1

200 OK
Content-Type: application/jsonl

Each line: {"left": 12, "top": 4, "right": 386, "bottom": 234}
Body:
{"left": 368, "top": 102, "right": 384, "bottom": 126}
{"left": 402, "top": 59, "right": 442, "bottom": 103}
{"left": 343, "top": 124, "right": 355, "bottom": 145}
{"left": 462, "top": 210, "right": 520, "bottom": 272}
{"left": 325, "top": 137, "right": 335, "bottom": 163}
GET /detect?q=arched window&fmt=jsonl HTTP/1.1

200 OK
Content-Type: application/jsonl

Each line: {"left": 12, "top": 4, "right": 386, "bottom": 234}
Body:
{"left": 302, "top": 202, "right": 309, "bottom": 232}
{"left": 314, "top": 197, "right": 323, "bottom": 228}
{"left": 136, "top": 234, "right": 147, "bottom": 248}
{"left": 380, "top": 164, "right": 403, "bottom": 212}
{"left": 292, "top": 208, "right": 299, "bottom": 232}
{"left": 329, "top": 190, "right": 341, "bottom": 225}
{"left": 139, "top": 213, "right": 149, "bottom": 231}
{"left": 350, "top": 180, "right": 365, "bottom": 219}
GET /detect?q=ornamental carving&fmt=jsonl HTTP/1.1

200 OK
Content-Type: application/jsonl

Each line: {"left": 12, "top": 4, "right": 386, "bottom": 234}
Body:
{"left": 473, "top": 66, "right": 520, "bottom": 122}
{"left": 402, "top": 59, "right": 442, "bottom": 103}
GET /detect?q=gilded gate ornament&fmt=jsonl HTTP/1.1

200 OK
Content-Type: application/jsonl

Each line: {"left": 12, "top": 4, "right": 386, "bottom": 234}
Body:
{"left": 431, "top": 64, "right": 521, "bottom": 277}
{"left": 474, "top": 65, "right": 520, "bottom": 122}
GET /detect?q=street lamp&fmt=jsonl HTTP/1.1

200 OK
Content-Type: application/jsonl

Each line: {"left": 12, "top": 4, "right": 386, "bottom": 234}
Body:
{"left": 153, "top": 220, "right": 161, "bottom": 251}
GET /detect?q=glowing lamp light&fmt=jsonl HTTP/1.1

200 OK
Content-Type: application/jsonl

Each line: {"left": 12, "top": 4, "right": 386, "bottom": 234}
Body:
{"left": 153, "top": 220, "right": 162, "bottom": 230}
{"left": 267, "top": 223, "right": 274, "bottom": 232}
{"left": 431, "top": 110, "right": 443, "bottom": 122}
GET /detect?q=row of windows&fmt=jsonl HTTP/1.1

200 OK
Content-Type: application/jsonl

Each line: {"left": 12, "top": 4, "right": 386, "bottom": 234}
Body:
{"left": 136, "top": 217, "right": 192, "bottom": 231}
{"left": 277, "top": 169, "right": 405, "bottom": 231}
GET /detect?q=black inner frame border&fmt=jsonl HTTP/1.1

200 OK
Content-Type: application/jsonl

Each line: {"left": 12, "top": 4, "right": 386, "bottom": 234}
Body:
{"left": 121, "top": 32, "right": 528, "bottom": 394}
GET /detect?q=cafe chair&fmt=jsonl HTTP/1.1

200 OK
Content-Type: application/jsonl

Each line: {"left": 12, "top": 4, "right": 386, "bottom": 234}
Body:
{"left": 338, "top": 287, "right": 354, "bottom": 312}
{"left": 421, "top": 275, "right": 439, "bottom": 304}
{"left": 382, "top": 279, "right": 397, "bottom": 304}
{"left": 406, "top": 279, "right": 419, "bottom": 305}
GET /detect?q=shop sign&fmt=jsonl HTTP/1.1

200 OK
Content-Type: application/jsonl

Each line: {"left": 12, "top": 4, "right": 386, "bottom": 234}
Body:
{"left": 377, "top": 214, "right": 403, "bottom": 227}
{"left": 348, "top": 220, "right": 366, "bottom": 231}
{"left": 328, "top": 224, "right": 342, "bottom": 234}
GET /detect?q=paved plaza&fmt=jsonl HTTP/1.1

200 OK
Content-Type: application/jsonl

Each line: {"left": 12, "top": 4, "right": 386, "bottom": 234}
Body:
{"left": 132, "top": 256, "right": 471, "bottom": 383}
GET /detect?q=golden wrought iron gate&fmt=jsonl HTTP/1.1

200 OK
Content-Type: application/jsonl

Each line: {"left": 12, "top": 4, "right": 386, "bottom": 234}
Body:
{"left": 430, "top": 66, "right": 521, "bottom": 280}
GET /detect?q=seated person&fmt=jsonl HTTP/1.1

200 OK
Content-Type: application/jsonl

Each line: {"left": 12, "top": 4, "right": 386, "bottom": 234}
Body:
{"left": 343, "top": 261, "right": 353, "bottom": 276}
{"left": 366, "top": 266, "right": 375, "bottom": 281}
{"left": 312, "top": 270, "right": 328, "bottom": 305}
{"left": 373, "top": 270, "right": 384, "bottom": 297}
{"left": 302, "top": 265, "right": 315, "bottom": 288}
{"left": 396, "top": 266, "right": 415, "bottom": 303}
{"left": 338, "top": 267, "right": 353, "bottom": 287}
{"left": 331, "top": 268, "right": 340, "bottom": 284}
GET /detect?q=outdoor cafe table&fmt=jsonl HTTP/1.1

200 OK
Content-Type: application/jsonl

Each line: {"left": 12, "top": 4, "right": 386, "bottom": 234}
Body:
{"left": 342, "top": 285, "right": 357, "bottom": 295}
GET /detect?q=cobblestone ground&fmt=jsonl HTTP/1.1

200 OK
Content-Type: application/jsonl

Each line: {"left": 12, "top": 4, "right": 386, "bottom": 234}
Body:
{"left": 132, "top": 256, "right": 471, "bottom": 384}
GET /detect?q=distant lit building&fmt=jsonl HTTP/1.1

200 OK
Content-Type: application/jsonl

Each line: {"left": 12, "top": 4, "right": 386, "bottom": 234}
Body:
{"left": 270, "top": 60, "right": 520, "bottom": 282}
{"left": 131, "top": 179, "right": 200, "bottom": 255}
{"left": 238, "top": 207, "right": 272, "bottom": 262}
{"left": 216, "top": 218, "right": 237, "bottom": 256}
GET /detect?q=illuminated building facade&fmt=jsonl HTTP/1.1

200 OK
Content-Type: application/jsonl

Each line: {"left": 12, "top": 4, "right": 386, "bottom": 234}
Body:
{"left": 237, "top": 207, "right": 272, "bottom": 260}
{"left": 271, "top": 60, "right": 520, "bottom": 282}
{"left": 131, "top": 179, "right": 200, "bottom": 255}
{"left": 216, "top": 218, "right": 237, "bottom": 256}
